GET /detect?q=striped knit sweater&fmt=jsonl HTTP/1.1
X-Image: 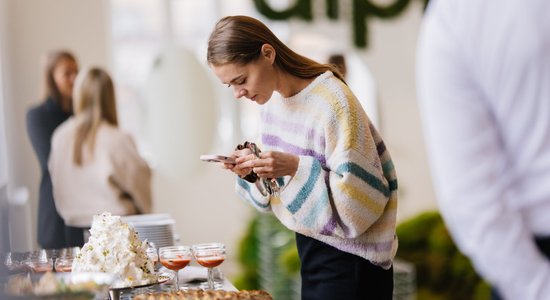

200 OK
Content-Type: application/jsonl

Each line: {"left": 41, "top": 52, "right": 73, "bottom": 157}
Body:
{"left": 235, "top": 71, "right": 398, "bottom": 269}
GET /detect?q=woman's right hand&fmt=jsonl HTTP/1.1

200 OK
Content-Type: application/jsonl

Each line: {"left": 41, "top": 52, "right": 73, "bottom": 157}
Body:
{"left": 223, "top": 148, "right": 254, "bottom": 177}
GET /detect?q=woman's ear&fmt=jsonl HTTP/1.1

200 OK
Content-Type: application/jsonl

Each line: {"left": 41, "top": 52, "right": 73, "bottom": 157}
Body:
{"left": 260, "top": 44, "right": 276, "bottom": 64}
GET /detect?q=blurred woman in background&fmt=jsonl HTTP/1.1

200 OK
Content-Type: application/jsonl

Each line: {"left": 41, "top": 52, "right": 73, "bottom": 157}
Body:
{"left": 26, "top": 50, "right": 78, "bottom": 249}
{"left": 48, "top": 67, "right": 152, "bottom": 246}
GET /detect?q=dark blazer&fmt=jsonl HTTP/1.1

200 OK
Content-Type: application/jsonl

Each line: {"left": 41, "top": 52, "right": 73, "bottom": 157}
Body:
{"left": 26, "top": 97, "right": 71, "bottom": 249}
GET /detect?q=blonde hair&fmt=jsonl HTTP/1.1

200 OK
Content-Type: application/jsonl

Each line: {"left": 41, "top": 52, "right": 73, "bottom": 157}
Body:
{"left": 207, "top": 15, "right": 345, "bottom": 83}
{"left": 72, "top": 67, "right": 118, "bottom": 166}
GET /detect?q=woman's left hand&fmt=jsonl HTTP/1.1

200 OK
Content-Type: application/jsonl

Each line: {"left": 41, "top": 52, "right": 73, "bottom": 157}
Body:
{"left": 236, "top": 151, "right": 299, "bottom": 178}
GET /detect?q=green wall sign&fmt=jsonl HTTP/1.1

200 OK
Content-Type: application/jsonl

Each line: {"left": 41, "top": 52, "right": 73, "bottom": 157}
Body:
{"left": 253, "top": 0, "right": 429, "bottom": 48}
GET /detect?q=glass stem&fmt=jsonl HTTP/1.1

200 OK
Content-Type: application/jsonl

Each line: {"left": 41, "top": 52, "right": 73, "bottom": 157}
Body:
{"left": 207, "top": 267, "right": 214, "bottom": 290}
{"left": 175, "top": 270, "right": 180, "bottom": 290}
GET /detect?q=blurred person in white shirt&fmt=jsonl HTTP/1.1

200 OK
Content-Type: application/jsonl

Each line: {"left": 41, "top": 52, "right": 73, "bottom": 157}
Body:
{"left": 417, "top": 0, "right": 550, "bottom": 299}
{"left": 49, "top": 67, "right": 152, "bottom": 246}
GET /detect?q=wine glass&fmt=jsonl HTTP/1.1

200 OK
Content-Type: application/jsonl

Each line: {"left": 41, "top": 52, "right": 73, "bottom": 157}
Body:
{"left": 55, "top": 247, "right": 80, "bottom": 272}
{"left": 4, "top": 252, "right": 20, "bottom": 272}
{"left": 159, "top": 245, "right": 192, "bottom": 291}
{"left": 24, "top": 249, "right": 53, "bottom": 273}
{"left": 145, "top": 242, "right": 159, "bottom": 271}
{"left": 54, "top": 257, "right": 73, "bottom": 272}
{"left": 191, "top": 243, "right": 226, "bottom": 290}
{"left": 59, "top": 246, "right": 80, "bottom": 258}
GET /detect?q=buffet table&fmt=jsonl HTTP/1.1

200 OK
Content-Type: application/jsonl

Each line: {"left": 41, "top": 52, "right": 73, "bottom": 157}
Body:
{"left": 1, "top": 258, "right": 238, "bottom": 300}
{"left": 2, "top": 213, "right": 243, "bottom": 299}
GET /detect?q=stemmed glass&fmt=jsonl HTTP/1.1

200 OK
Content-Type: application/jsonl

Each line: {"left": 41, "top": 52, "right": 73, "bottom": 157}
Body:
{"left": 4, "top": 252, "right": 27, "bottom": 272}
{"left": 24, "top": 249, "right": 53, "bottom": 273}
{"left": 145, "top": 242, "right": 159, "bottom": 272}
{"left": 159, "top": 246, "right": 192, "bottom": 291}
{"left": 55, "top": 247, "right": 80, "bottom": 272}
{"left": 191, "top": 243, "right": 226, "bottom": 290}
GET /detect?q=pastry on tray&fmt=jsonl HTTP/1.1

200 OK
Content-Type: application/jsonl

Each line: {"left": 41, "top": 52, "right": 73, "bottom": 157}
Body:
{"left": 133, "top": 289, "right": 273, "bottom": 300}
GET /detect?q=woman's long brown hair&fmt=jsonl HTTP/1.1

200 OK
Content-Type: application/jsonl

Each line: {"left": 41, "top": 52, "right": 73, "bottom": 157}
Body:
{"left": 207, "top": 15, "right": 345, "bottom": 83}
{"left": 72, "top": 67, "right": 118, "bottom": 166}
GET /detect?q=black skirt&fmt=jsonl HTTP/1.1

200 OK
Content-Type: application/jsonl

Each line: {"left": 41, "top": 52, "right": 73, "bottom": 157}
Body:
{"left": 64, "top": 226, "right": 88, "bottom": 247}
{"left": 296, "top": 233, "right": 393, "bottom": 300}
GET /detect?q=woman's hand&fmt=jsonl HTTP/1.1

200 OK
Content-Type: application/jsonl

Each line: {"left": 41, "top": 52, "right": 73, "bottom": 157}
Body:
{"left": 236, "top": 151, "right": 299, "bottom": 178}
{"left": 222, "top": 148, "right": 254, "bottom": 177}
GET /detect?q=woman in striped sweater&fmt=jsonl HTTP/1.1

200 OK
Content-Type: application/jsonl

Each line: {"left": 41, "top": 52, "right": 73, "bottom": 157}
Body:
{"left": 207, "top": 15, "right": 398, "bottom": 300}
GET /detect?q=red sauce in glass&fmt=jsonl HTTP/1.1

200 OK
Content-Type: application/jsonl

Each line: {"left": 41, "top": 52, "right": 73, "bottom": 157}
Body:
{"left": 160, "top": 258, "right": 190, "bottom": 270}
{"left": 196, "top": 257, "right": 224, "bottom": 268}
{"left": 55, "top": 265, "right": 72, "bottom": 272}
{"left": 31, "top": 263, "right": 53, "bottom": 273}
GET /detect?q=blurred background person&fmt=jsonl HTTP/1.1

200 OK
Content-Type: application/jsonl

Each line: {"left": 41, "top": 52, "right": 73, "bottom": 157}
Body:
{"left": 26, "top": 50, "right": 78, "bottom": 249}
{"left": 49, "top": 67, "right": 152, "bottom": 246}
{"left": 327, "top": 53, "right": 347, "bottom": 80}
{"left": 417, "top": 0, "right": 550, "bottom": 299}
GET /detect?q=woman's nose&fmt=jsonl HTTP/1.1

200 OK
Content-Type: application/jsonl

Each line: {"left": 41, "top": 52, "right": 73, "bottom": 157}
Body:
{"left": 234, "top": 87, "right": 247, "bottom": 99}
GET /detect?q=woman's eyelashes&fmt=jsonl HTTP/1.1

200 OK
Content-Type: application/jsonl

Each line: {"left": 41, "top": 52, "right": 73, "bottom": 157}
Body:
{"left": 227, "top": 78, "right": 246, "bottom": 88}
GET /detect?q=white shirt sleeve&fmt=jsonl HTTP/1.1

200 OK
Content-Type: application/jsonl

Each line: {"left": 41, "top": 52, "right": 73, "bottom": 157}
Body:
{"left": 416, "top": 1, "right": 550, "bottom": 299}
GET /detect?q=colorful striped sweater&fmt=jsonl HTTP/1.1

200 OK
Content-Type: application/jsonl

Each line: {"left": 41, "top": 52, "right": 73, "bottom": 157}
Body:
{"left": 235, "top": 71, "right": 398, "bottom": 269}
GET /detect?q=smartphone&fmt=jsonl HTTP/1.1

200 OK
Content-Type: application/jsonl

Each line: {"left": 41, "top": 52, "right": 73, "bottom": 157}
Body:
{"left": 199, "top": 154, "right": 236, "bottom": 164}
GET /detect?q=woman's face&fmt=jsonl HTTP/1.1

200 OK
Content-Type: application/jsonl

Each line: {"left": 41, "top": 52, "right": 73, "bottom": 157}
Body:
{"left": 53, "top": 57, "right": 78, "bottom": 100}
{"left": 211, "top": 45, "right": 277, "bottom": 105}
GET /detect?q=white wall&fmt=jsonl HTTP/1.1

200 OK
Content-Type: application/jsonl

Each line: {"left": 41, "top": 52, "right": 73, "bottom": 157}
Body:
{"left": 0, "top": 0, "right": 11, "bottom": 254}
{"left": 364, "top": 2, "right": 438, "bottom": 220}
{"left": 0, "top": 0, "right": 8, "bottom": 187}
